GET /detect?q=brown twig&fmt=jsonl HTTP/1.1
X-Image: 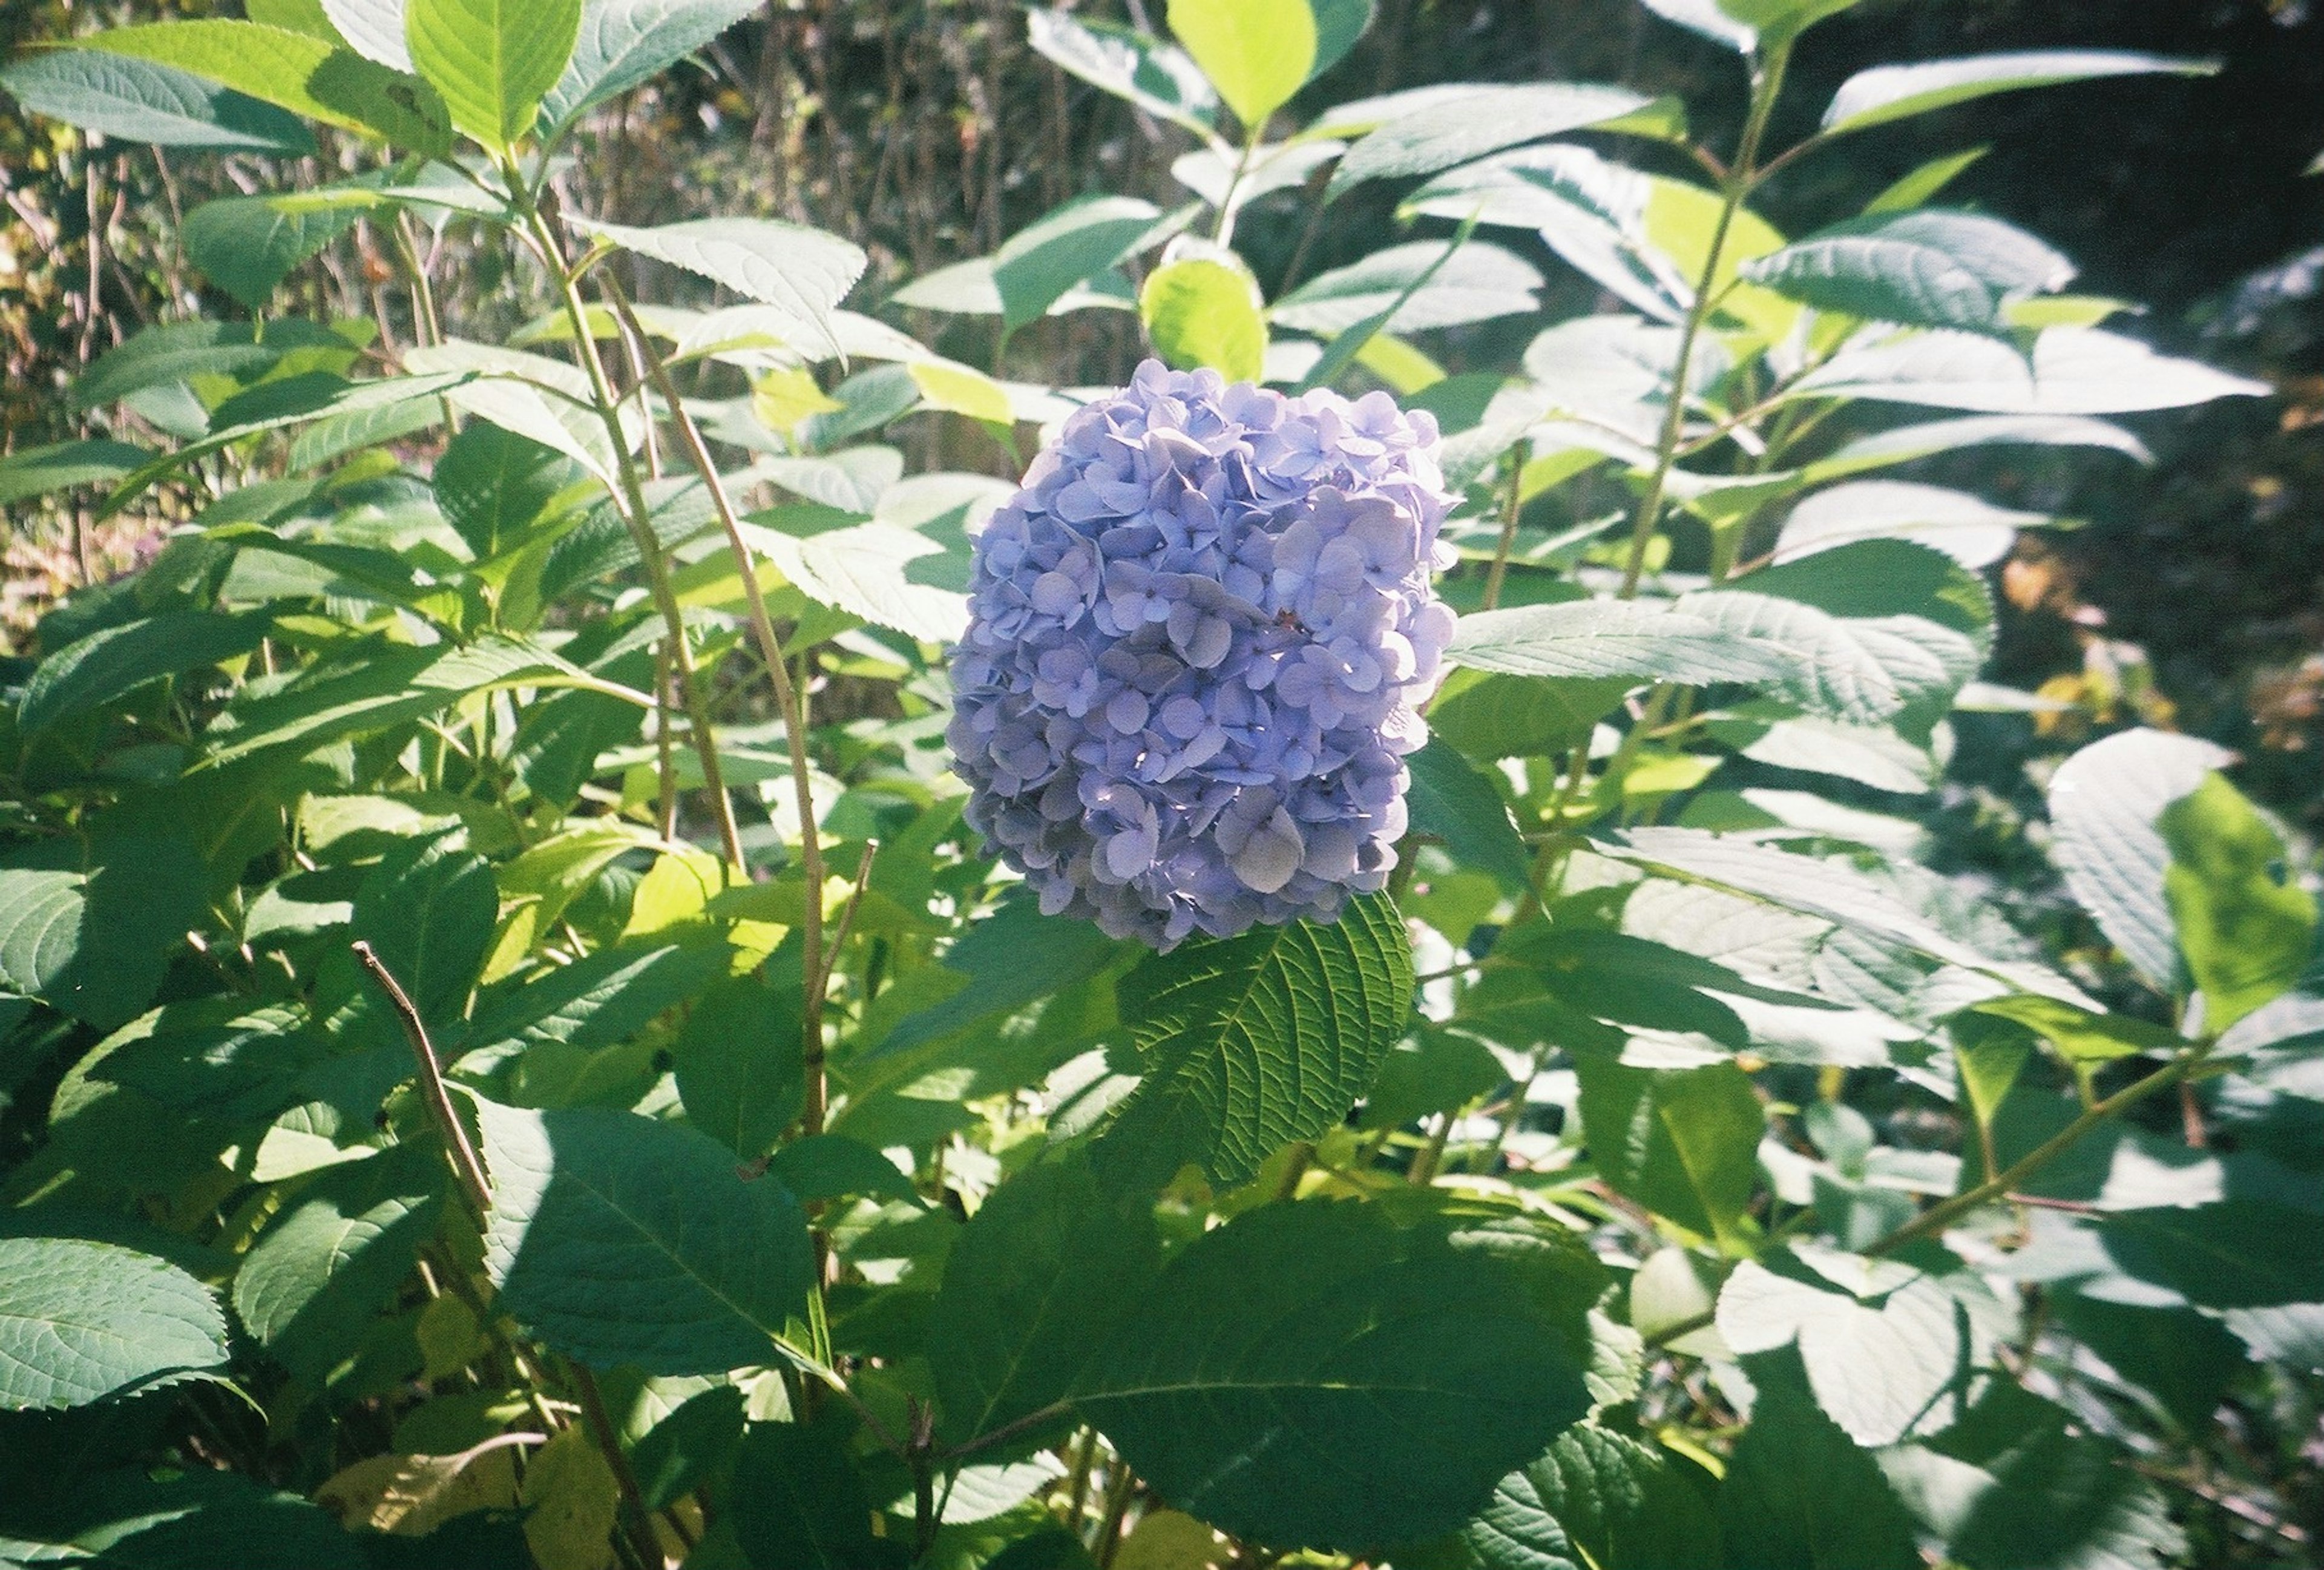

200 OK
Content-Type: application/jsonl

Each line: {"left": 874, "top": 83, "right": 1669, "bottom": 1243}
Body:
{"left": 570, "top": 1358, "right": 668, "bottom": 1570}
{"left": 352, "top": 940, "right": 490, "bottom": 1219}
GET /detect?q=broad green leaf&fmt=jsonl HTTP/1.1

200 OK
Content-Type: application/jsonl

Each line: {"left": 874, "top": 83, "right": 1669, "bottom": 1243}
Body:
{"left": 2052, "top": 1295, "right": 2250, "bottom": 1434}
{"left": 404, "top": 0, "right": 582, "bottom": 149}
{"left": 2046, "top": 728, "right": 2233, "bottom": 994}
{"left": 540, "top": 0, "right": 760, "bottom": 130}
{"left": 741, "top": 517, "right": 968, "bottom": 643}
{"left": 1273, "top": 238, "right": 1540, "bottom": 335}
{"left": 1823, "top": 51, "right": 2219, "bottom": 138}
{"left": 1166, "top": 0, "right": 1314, "bottom": 130}
{"left": 1882, "top": 1384, "right": 2185, "bottom": 1570}
{"left": 1719, "top": 1254, "right": 1981, "bottom": 1445}
{"left": 631, "top": 1385, "right": 746, "bottom": 1511}
{"left": 248, "top": 0, "right": 341, "bottom": 39}
{"left": 1864, "top": 146, "right": 1991, "bottom": 215}
{"left": 1095, "top": 892, "right": 1412, "bottom": 1189}
{"left": 79, "top": 21, "right": 453, "bottom": 154}
{"left": 476, "top": 1097, "right": 816, "bottom": 1373}
{"left": 432, "top": 420, "right": 588, "bottom": 559}
{"left": 574, "top": 215, "right": 866, "bottom": 360}
{"left": 346, "top": 831, "right": 497, "bottom": 1039}
{"left": 0, "top": 1238, "right": 228, "bottom": 1410}
{"left": 1428, "top": 670, "right": 1631, "bottom": 762}
{"left": 906, "top": 358, "right": 1015, "bottom": 424}
{"left": 203, "top": 635, "right": 640, "bottom": 768}
{"left": 0, "top": 438, "right": 151, "bottom": 505}
{"left": 888, "top": 257, "right": 1137, "bottom": 319}
{"left": 19, "top": 610, "right": 270, "bottom": 735}
{"left": 864, "top": 890, "right": 1121, "bottom": 1063}
{"left": 1804, "top": 414, "right": 2150, "bottom": 482}
{"left": 1446, "top": 599, "right": 1788, "bottom": 685}
{"left": 324, "top": 0, "right": 415, "bottom": 70}
{"left": 727, "top": 1418, "right": 908, "bottom": 1570}
{"left": 463, "top": 941, "right": 725, "bottom": 1065}
{"left": 1462, "top": 1424, "right": 1721, "bottom": 1570}
{"left": 1024, "top": 7, "right": 1218, "bottom": 137}
{"left": 2159, "top": 775, "right": 2318, "bottom": 1032}
{"left": 990, "top": 194, "right": 1169, "bottom": 334}
{"left": 1970, "top": 995, "right": 2179, "bottom": 1065}
{"left": 1328, "top": 83, "right": 1652, "bottom": 198}
{"left": 1773, "top": 480, "right": 2044, "bottom": 569}
{"left": 1719, "top": 1352, "right": 1920, "bottom": 1570}
{"left": 521, "top": 1424, "right": 622, "bottom": 1570}
{"left": 0, "top": 48, "right": 314, "bottom": 152}
{"left": 1789, "top": 326, "right": 2271, "bottom": 415}
{"left": 928, "top": 1157, "right": 1160, "bottom": 1445}
{"left": 1575, "top": 1058, "right": 1761, "bottom": 1245}
{"left": 232, "top": 1141, "right": 444, "bottom": 1381}
{"left": 1141, "top": 254, "right": 1266, "bottom": 382}
{"left": 1646, "top": 179, "right": 1797, "bottom": 342}
{"left": 1744, "top": 210, "right": 2073, "bottom": 336}
{"left": 0, "top": 835, "right": 207, "bottom": 1030}
{"left": 1073, "top": 1199, "right": 1593, "bottom": 1551}
{"left": 1405, "top": 740, "right": 1534, "bottom": 893}
{"left": 765, "top": 1134, "right": 920, "bottom": 1207}
{"left": 675, "top": 974, "right": 804, "bottom": 1160}
{"left": 182, "top": 188, "right": 372, "bottom": 310}
{"left": 73, "top": 317, "right": 346, "bottom": 411}
{"left": 1307, "top": 0, "right": 1374, "bottom": 83}
{"left": 2099, "top": 1201, "right": 2324, "bottom": 1308}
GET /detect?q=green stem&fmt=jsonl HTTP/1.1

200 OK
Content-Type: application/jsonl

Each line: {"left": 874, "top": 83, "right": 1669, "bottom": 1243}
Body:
{"left": 516, "top": 194, "right": 744, "bottom": 869}
{"left": 1480, "top": 438, "right": 1528, "bottom": 611}
{"left": 1618, "top": 40, "right": 1793, "bottom": 599}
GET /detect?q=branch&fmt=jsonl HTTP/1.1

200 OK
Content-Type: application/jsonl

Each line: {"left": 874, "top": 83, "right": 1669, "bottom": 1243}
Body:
{"left": 352, "top": 941, "right": 490, "bottom": 1220}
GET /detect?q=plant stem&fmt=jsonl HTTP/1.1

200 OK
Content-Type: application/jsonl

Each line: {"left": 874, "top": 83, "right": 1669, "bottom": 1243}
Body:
{"left": 352, "top": 940, "right": 490, "bottom": 1219}
{"left": 1618, "top": 39, "right": 1793, "bottom": 599}
{"left": 1480, "top": 438, "right": 1528, "bottom": 611}
{"left": 570, "top": 1358, "right": 666, "bottom": 1570}
{"left": 516, "top": 195, "right": 744, "bottom": 869}
{"left": 1867, "top": 1049, "right": 2207, "bottom": 1256}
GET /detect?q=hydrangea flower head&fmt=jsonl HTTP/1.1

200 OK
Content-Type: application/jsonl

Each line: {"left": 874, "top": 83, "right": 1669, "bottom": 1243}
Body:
{"left": 947, "top": 360, "right": 1455, "bottom": 948}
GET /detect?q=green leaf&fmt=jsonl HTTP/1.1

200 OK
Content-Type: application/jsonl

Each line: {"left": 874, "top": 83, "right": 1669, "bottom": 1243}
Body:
{"left": 0, "top": 438, "right": 151, "bottom": 506}
{"left": 1773, "top": 481, "right": 2047, "bottom": 574}
{"left": 1718, "top": 1352, "right": 1920, "bottom": 1570}
{"left": 864, "top": 890, "right": 1121, "bottom": 1063}
{"left": 766, "top": 1134, "right": 921, "bottom": 1208}
{"left": 182, "top": 188, "right": 372, "bottom": 310}
{"left": 1789, "top": 326, "right": 2270, "bottom": 415}
{"left": 432, "top": 420, "right": 588, "bottom": 559}
{"left": 348, "top": 831, "right": 497, "bottom": 1037}
{"left": 1969, "top": 995, "right": 2180, "bottom": 1065}
{"left": 1462, "top": 1424, "right": 1721, "bottom": 1570}
{"left": 2159, "top": 774, "right": 2318, "bottom": 1033}
{"left": 1273, "top": 239, "right": 1540, "bottom": 335}
{"left": 464, "top": 941, "right": 724, "bottom": 1062}
{"left": 0, "top": 1237, "right": 229, "bottom": 1410}
{"left": 0, "top": 48, "right": 315, "bottom": 151}
{"left": 1864, "top": 146, "right": 1992, "bottom": 215}
{"left": 1328, "top": 83, "right": 1651, "bottom": 199}
{"left": 1141, "top": 254, "right": 1266, "bottom": 382}
{"left": 404, "top": 0, "right": 581, "bottom": 149}
{"left": 1405, "top": 740, "right": 1533, "bottom": 893}
{"left": 19, "top": 610, "right": 270, "bottom": 735}
{"left": 79, "top": 21, "right": 453, "bottom": 154}
{"left": 2046, "top": 728, "right": 2234, "bottom": 994}
{"left": 928, "top": 1157, "right": 1160, "bottom": 1446}
{"left": 2099, "top": 1201, "right": 2324, "bottom": 1309}
{"left": 1575, "top": 1058, "right": 1761, "bottom": 1246}
{"left": 1023, "top": 7, "right": 1218, "bottom": 138}
{"left": 232, "top": 1141, "right": 445, "bottom": 1381}
{"left": 1446, "top": 599, "right": 1788, "bottom": 685}
{"left": 73, "top": 317, "right": 343, "bottom": 411}
{"left": 573, "top": 215, "right": 865, "bottom": 360}
{"left": 740, "top": 516, "right": 967, "bottom": 644}
{"left": 0, "top": 835, "right": 208, "bottom": 1030}
{"left": 1072, "top": 1198, "right": 1593, "bottom": 1551}
{"left": 1804, "top": 415, "right": 2150, "bottom": 484}
{"left": 2051, "top": 1296, "right": 2250, "bottom": 1434}
{"left": 1307, "top": 0, "right": 1373, "bottom": 82}
{"left": 1742, "top": 211, "right": 2074, "bottom": 337}
{"left": 989, "top": 194, "right": 1169, "bottom": 334}
{"left": 1166, "top": 0, "right": 1314, "bottom": 130}
{"left": 631, "top": 1385, "right": 746, "bottom": 1511}
{"left": 1428, "top": 670, "right": 1631, "bottom": 762}
{"left": 324, "top": 0, "right": 416, "bottom": 70}
{"left": 675, "top": 974, "right": 804, "bottom": 1160}
{"left": 477, "top": 1097, "right": 816, "bottom": 1373}
{"left": 1719, "top": 1253, "right": 1981, "bottom": 1445}
{"left": 1095, "top": 892, "right": 1412, "bottom": 1189}
{"left": 540, "top": 0, "right": 759, "bottom": 130}
{"left": 726, "top": 1418, "right": 908, "bottom": 1570}
{"left": 1822, "top": 51, "right": 2218, "bottom": 138}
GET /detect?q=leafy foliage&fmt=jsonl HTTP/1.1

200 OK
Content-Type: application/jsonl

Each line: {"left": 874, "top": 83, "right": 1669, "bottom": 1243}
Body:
{"left": 0, "top": 1, "right": 2313, "bottom": 1566}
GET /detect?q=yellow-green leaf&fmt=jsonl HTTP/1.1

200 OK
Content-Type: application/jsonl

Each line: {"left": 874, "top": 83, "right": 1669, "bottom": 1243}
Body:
{"left": 1166, "top": 0, "right": 1315, "bottom": 131}
{"left": 1140, "top": 256, "right": 1266, "bottom": 382}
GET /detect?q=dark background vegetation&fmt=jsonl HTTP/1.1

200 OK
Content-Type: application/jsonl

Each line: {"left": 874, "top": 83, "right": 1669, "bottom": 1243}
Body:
{"left": 5, "top": 0, "right": 2322, "bottom": 815}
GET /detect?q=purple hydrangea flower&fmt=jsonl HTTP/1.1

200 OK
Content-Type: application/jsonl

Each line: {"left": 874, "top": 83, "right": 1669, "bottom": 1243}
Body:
{"left": 947, "top": 361, "right": 1455, "bottom": 948}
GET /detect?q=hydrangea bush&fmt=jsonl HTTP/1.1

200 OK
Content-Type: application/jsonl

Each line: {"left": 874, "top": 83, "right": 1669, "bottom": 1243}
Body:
{"left": 950, "top": 361, "right": 1453, "bottom": 945}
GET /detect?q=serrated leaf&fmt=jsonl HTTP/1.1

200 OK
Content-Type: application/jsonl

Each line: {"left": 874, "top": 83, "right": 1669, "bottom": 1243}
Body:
{"left": 0, "top": 47, "right": 316, "bottom": 151}
{"left": 2159, "top": 774, "right": 2317, "bottom": 1032}
{"left": 1742, "top": 211, "right": 2074, "bottom": 336}
{"left": 1328, "top": 82, "right": 1651, "bottom": 198}
{"left": 1095, "top": 892, "right": 1412, "bottom": 1189}
{"left": 1024, "top": 7, "right": 1218, "bottom": 137}
{"left": 1719, "top": 1255, "right": 1975, "bottom": 1445}
{"left": 1774, "top": 479, "right": 2047, "bottom": 568}
{"left": 2046, "top": 728, "right": 2234, "bottom": 994}
{"left": 182, "top": 187, "right": 372, "bottom": 310}
{"left": 73, "top": 317, "right": 343, "bottom": 411}
{"left": 0, "top": 1238, "right": 228, "bottom": 1410}
{"left": 476, "top": 1097, "right": 815, "bottom": 1373}
{"left": 0, "top": 835, "right": 208, "bottom": 1030}
{"left": 1822, "top": 50, "right": 2217, "bottom": 137}
{"left": 573, "top": 216, "right": 866, "bottom": 360}
{"left": 990, "top": 194, "right": 1169, "bottom": 334}
{"left": 432, "top": 421, "right": 588, "bottom": 560}
{"left": 404, "top": 0, "right": 581, "bottom": 150}
{"left": 19, "top": 610, "right": 270, "bottom": 735}
{"left": 1789, "top": 326, "right": 2270, "bottom": 415}
{"left": 540, "top": 0, "right": 759, "bottom": 130}
{"left": 79, "top": 21, "right": 453, "bottom": 154}
{"left": 1166, "top": 0, "right": 1313, "bottom": 130}
{"left": 928, "top": 1157, "right": 1160, "bottom": 1446}
{"left": 1141, "top": 255, "right": 1266, "bottom": 382}
{"left": 1576, "top": 1057, "right": 1761, "bottom": 1246}
{"left": 1462, "top": 1424, "right": 1721, "bottom": 1570}
{"left": 1446, "top": 599, "right": 1789, "bottom": 685}
{"left": 1405, "top": 740, "right": 1533, "bottom": 893}
{"left": 1719, "top": 1352, "right": 1920, "bottom": 1569}
{"left": 675, "top": 974, "right": 804, "bottom": 1160}
{"left": 1072, "top": 1199, "right": 1592, "bottom": 1551}
{"left": 1273, "top": 239, "right": 1541, "bottom": 335}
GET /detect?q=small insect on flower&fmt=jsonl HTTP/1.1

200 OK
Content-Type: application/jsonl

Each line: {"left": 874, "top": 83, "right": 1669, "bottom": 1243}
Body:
{"left": 947, "top": 360, "right": 1454, "bottom": 948}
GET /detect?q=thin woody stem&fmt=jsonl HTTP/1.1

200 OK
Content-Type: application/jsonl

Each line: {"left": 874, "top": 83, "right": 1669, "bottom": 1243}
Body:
{"left": 352, "top": 940, "right": 488, "bottom": 1219}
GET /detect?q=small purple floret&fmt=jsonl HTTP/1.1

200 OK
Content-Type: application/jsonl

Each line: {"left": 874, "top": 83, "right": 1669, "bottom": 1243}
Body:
{"left": 947, "top": 361, "right": 1454, "bottom": 948}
